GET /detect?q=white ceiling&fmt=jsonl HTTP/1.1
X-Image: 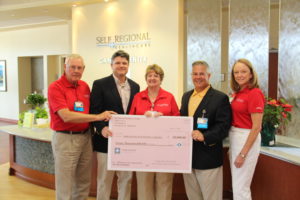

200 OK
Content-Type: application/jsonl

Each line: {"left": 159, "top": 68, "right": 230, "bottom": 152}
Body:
{"left": 0, "top": 0, "right": 279, "bottom": 31}
{"left": 0, "top": 0, "right": 108, "bottom": 31}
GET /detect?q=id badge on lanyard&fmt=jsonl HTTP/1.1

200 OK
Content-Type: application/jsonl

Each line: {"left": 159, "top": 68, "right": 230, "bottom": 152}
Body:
{"left": 197, "top": 109, "right": 208, "bottom": 129}
{"left": 74, "top": 101, "right": 84, "bottom": 112}
{"left": 73, "top": 85, "right": 84, "bottom": 112}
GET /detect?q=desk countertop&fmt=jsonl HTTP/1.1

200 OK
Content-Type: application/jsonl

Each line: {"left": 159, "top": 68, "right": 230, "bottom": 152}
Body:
{"left": 260, "top": 135, "right": 300, "bottom": 166}
{"left": 1, "top": 125, "right": 300, "bottom": 165}
{"left": 0, "top": 125, "right": 52, "bottom": 142}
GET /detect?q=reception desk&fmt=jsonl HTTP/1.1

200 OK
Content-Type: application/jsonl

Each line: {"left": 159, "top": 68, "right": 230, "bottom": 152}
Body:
{"left": 0, "top": 125, "right": 185, "bottom": 199}
{"left": 1, "top": 125, "right": 300, "bottom": 200}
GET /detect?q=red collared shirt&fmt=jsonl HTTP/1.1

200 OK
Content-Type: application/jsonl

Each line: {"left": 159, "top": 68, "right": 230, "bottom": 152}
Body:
{"left": 129, "top": 88, "right": 180, "bottom": 116}
{"left": 231, "top": 87, "right": 264, "bottom": 129}
{"left": 48, "top": 74, "right": 90, "bottom": 131}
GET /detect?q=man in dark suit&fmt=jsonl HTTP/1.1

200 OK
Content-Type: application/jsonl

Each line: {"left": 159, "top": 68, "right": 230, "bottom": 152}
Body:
{"left": 90, "top": 50, "right": 140, "bottom": 200}
{"left": 180, "top": 60, "right": 232, "bottom": 200}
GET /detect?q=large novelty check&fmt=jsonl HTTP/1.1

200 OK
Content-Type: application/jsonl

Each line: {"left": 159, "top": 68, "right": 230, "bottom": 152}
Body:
{"left": 108, "top": 115, "right": 193, "bottom": 173}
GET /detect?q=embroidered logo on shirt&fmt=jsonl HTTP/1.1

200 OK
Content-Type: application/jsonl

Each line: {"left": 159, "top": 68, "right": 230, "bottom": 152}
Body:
{"left": 256, "top": 106, "right": 263, "bottom": 111}
{"left": 156, "top": 104, "right": 169, "bottom": 107}
{"left": 236, "top": 98, "right": 244, "bottom": 103}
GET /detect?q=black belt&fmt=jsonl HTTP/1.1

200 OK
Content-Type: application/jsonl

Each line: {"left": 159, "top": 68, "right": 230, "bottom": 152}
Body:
{"left": 56, "top": 129, "right": 89, "bottom": 134}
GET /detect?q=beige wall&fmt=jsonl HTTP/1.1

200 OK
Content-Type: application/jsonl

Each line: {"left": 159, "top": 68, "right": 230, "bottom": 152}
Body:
{"left": 72, "top": 0, "right": 184, "bottom": 102}
{"left": 47, "top": 55, "right": 63, "bottom": 87}
{"left": 0, "top": 0, "right": 185, "bottom": 120}
{"left": 0, "top": 1, "right": 282, "bottom": 120}
{"left": 0, "top": 23, "right": 71, "bottom": 120}
{"left": 18, "top": 57, "right": 31, "bottom": 114}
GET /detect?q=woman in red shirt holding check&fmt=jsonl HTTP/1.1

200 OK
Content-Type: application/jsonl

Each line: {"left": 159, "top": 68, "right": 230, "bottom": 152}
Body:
{"left": 129, "top": 64, "right": 180, "bottom": 200}
{"left": 229, "top": 58, "right": 265, "bottom": 200}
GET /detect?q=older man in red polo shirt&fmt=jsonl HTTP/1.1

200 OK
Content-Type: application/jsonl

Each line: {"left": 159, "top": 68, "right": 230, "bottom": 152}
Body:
{"left": 48, "top": 54, "right": 115, "bottom": 200}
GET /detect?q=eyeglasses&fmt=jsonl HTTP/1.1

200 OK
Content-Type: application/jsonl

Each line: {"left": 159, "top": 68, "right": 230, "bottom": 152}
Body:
{"left": 68, "top": 65, "right": 84, "bottom": 71}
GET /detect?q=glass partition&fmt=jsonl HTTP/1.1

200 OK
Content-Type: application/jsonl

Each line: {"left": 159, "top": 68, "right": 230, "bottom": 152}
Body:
{"left": 185, "top": 0, "right": 300, "bottom": 139}
{"left": 229, "top": 0, "right": 270, "bottom": 95}
{"left": 186, "top": 0, "right": 222, "bottom": 90}
{"left": 278, "top": 0, "right": 300, "bottom": 139}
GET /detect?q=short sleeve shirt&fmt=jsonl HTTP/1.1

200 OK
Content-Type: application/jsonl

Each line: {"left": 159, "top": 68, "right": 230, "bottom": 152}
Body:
{"left": 48, "top": 74, "right": 90, "bottom": 131}
{"left": 231, "top": 87, "right": 264, "bottom": 129}
{"left": 129, "top": 88, "right": 180, "bottom": 116}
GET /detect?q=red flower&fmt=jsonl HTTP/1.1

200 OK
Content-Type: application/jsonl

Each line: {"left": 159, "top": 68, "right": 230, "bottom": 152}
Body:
{"left": 267, "top": 99, "right": 279, "bottom": 106}
{"left": 281, "top": 112, "right": 287, "bottom": 118}
{"left": 282, "top": 104, "right": 293, "bottom": 108}
{"left": 263, "top": 97, "right": 293, "bottom": 127}
{"left": 284, "top": 108, "right": 292, "bottom": 112}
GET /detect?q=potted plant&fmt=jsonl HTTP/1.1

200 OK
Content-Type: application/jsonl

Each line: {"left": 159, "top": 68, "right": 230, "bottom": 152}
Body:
{"left": 35, "top": 106, "right": 48, "bottom": 125}
{"left": 25, "top": 92, "right": 47, "bottom": 109}
{"left": 261, "top": 97, "right": 293, "bottom": 146}
{"left": 20, "top": 92, "right": 49, "bottom": 127}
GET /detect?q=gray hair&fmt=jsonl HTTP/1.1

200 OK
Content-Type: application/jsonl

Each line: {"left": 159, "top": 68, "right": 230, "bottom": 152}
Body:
{"left": 192, "top": 60, "right": 210, "bottom": 73}
{"left": 65, "top": 54, "right": 85, "bottom": 67}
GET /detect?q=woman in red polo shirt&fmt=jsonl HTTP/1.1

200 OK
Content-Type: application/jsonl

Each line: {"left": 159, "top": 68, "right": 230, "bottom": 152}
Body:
{"left": 129, "top": 64, "right": 180, "bottom": 200}
{"left": 229, "top": 58, "right": 265, "bottom": 200}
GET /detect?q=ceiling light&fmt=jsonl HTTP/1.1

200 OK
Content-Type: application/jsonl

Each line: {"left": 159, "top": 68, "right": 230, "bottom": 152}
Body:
{"left": 72, "top": 4, "right": 77, "bottom": 7}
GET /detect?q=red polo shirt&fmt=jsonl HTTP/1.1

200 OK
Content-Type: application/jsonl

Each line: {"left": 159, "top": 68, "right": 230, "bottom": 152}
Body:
{"left": 231, "top": 87, "right": 264, "bottom": 129}
{"left": 48, "top": 74, "right": 90, "bottom": 131}
{"left": 129, "top": 88, "right": 180, "bottom": 116}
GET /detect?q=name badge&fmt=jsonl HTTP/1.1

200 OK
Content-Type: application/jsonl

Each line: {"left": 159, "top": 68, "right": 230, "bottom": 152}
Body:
{"left": 197, "top": 117, "right": 208, "bottom": 129}
{"left": 74, "top": 101, "right": 84, "bottom": 112}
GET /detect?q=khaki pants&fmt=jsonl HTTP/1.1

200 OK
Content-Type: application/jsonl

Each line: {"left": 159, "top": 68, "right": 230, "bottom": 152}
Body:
{"left": 52, "top": 131, "right": 93, "bottom": 200}
{"left": 96, "top": 152, "right": 132, "bottom": 200}
{"left": 136, "top": 172, "right": 174, "bottom": 200}
{"left": 183, "top": 166, "right": 223, "bottom": 200}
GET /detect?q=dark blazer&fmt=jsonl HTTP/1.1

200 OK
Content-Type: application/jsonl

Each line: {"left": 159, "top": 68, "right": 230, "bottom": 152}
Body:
{"left": 180, "top": 87, "right": 232, "bottom": 169}
{"left": 90, "top": 74, "right": 140, "bottom": 153}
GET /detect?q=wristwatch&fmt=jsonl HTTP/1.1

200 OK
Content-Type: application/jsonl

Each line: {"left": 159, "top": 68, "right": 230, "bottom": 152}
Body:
{"left": 239, "top": 153, "right": 246, "bottom": 158}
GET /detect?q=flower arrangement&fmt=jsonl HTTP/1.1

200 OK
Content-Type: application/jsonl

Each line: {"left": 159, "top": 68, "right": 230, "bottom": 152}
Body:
{"left": 263, "top": 97, "right": 293, "bottom": 128}
{"left": 261, "top": 97, "right": 293, "bottom": 146}
{"left": 18, "top": 92, "right": 48, "bottom": 127}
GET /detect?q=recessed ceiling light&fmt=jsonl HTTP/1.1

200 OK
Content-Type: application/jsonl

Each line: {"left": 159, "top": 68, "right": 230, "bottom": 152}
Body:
{"left": 104, "top": 0, "right": 109, "bottom": 2}
{"left": 72, "top": 4, "right": 77, "bottom": 7}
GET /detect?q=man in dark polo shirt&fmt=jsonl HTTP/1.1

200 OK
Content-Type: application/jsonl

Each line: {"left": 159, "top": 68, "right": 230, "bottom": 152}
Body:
{"left": 48, "top": 54, "right": 115, "bottom": 200}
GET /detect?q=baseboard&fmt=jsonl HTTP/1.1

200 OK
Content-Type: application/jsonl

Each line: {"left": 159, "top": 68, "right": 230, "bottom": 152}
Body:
{"left": 0, "top": 118, "right": 18, "bottom": 124}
